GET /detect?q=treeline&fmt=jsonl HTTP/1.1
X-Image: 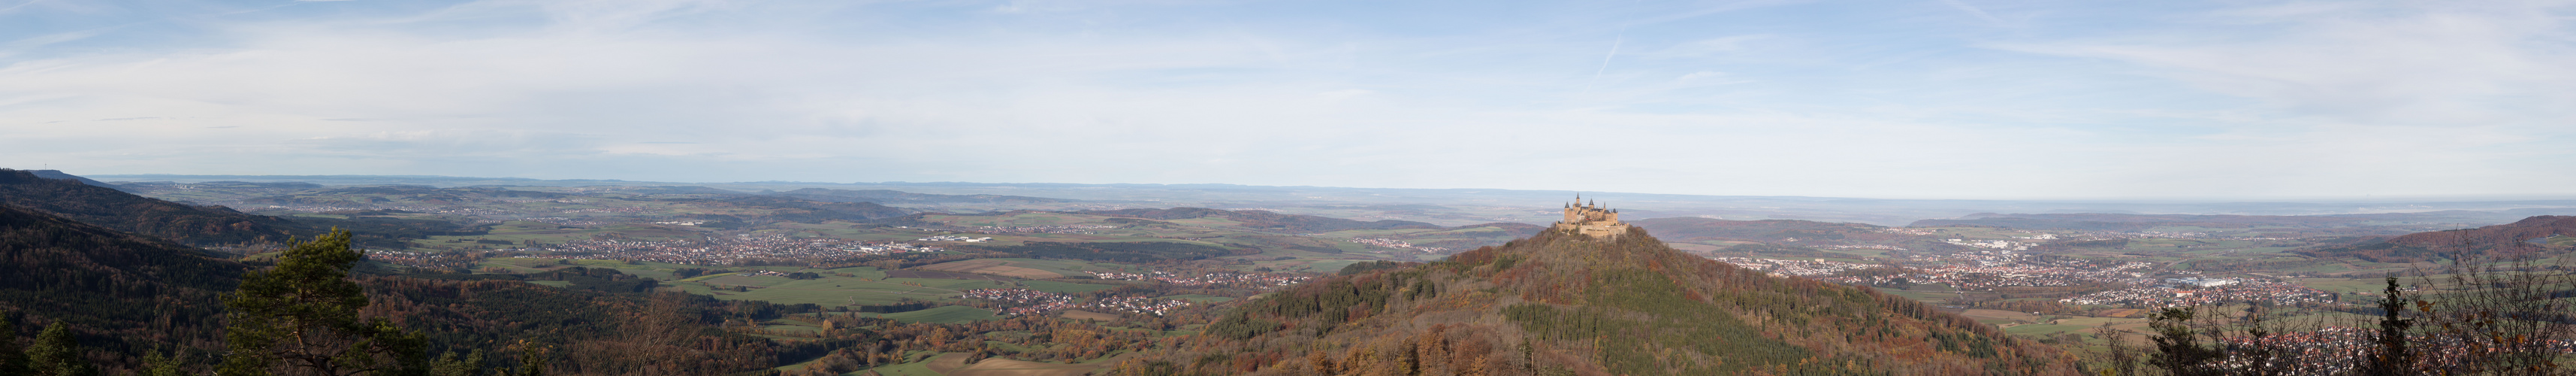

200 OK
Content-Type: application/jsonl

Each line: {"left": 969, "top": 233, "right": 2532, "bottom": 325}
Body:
{"left": 288, "top": 214, "right": 491, "bottom": 248}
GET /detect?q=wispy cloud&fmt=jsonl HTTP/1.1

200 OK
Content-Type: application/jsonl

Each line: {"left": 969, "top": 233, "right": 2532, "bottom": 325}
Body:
{"left": 0, "top": 0, "right": 2568, "bottom": 199}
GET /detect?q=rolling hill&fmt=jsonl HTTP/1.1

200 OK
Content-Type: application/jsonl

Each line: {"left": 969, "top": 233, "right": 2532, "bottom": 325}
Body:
{"left": 23, "top": 169, "right": 133, "bottom": 193}
{"left": 1119, "top": 226, "right": 2075, "bottom": 375}
{"left": 2296, "top": 215, "right": 2576, "bottom": 263}
{"left": 0, "top": 168, "right": 307, "bottom": 245}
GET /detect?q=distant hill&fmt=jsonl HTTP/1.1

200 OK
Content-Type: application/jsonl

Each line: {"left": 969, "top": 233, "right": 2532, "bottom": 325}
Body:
{"left": 583, "top": 185, "right": 750, "bottom": 196}
{"left": 114, "top": 180, "right": 326, "bottom": 203}
{"left": 1121, "top": 226, "right": 2073, "bottom": 375}
{"left": 239, "top": 185, "right": 573, "bottom": 207}
{"left": 1907, "top": 212, "right": 2547, "bottom": 235}
{"left": 1077, "top": 207, "right": 1445, "bottom": 233}
{"left": 2297, "top": 215, "right": 2576, "bottom": 263}
{"left": 772, "top": 187, "right": 1071, "bottom": 205}
{"left": 1911, "top": 213, "right": 2378, "bottom": 231}
{"left": 1445, "top": 222, "right": 1545, "bottom": 234}
{"left": 717, "top": 196, "right": 916, "bottom": 223}
{"left": 0, "top": 168, "right": 307, "bottom": 245}
{"left": 1631, "top": 217, "right": 1904, "bottom": 244}
{"left": 21, "top": 169, "right": 133, "bottom": 193}
{"left": 0, "top": 202, "right": 248, "bottom": 368}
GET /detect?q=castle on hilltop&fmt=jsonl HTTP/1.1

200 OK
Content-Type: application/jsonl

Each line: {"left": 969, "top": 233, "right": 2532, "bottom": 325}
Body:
{"left": 1554, "top": 195, "right": 1632, "bottom": 238}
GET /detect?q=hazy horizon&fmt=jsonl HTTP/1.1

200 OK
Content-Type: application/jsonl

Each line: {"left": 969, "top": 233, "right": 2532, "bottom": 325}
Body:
{"left": 68, "top": 171, "right": 2576, "bottom": 204}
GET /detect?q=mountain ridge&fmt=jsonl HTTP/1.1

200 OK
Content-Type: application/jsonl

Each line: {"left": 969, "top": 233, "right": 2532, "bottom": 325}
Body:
{"left": 0, "top": 168, "right": 308, "bottom": 245}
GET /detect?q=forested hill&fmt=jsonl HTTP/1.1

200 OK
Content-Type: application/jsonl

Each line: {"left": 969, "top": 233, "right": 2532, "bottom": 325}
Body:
{"left": 0, "top": 168, "right": 306, "bottom": 245}
{"left": 0, "top": 203, "right": 249, "bottom": 368}
{"left": 0, "top": 201, "right": 789, "bottom": 374}
{"left": 2297, "top": 215, "right": 2576, "bottom": 263}
{"left": 23, "top": 169, "right": 134, "bottom": 193}
{"left": 1116, "top": 226, "right": 2076, "bottom": 375}
{"left": 1076, "top": 207, "right": 1445, "bottom": 232}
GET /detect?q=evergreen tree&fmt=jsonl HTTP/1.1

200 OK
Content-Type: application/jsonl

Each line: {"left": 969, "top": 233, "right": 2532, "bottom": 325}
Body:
{"left": 0, "top": 316, "right": 24, "bottom": 376}
{"left": 2365, "top": 277, "right": 2414, "bottom": 376}
{"left": 26, "top": 323, "right": 96, "bottom": 376}
{"left": 217, "top": 229, "right": 426, "bottom": 376}
{"left": 139, "top": 350, "right": 186, "bottom": 376}
{"left": 427, "top": 350, "right": 484, "bottom": 376}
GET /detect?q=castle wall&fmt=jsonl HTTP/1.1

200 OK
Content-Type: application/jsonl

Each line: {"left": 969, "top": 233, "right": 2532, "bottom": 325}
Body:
{"left": 1554, "top": 201, "right": 1631, "bottom": 238}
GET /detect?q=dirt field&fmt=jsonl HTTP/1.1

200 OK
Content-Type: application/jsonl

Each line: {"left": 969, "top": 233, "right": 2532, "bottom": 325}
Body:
{"left": 952, "top": 358, "right": 1100, "bottom": 376}
{"left": 922, "top": 353, "right": 1100, "bottom": 376}
{"left": 916, "top": 259, "right": 1068, "bottom": 279}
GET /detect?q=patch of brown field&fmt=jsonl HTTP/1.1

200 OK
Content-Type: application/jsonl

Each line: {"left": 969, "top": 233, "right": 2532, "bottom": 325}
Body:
{"left": 917, "top": 259, "right": 1066, "bottom": 279}
{"left": 948, "top": 358, "right": 1101, "bottom": 376}
{"left": 2096, "top": 308, "right": 2146, "bottom": 318}
{"left": 924, "top": 353, "right": 970, "bottom": 374}
{"left": 1961, "top": 308, "right": 2040, "bottom": 322}
{"left": 1058, "top": 310, "right": 1119, "bottom": 322}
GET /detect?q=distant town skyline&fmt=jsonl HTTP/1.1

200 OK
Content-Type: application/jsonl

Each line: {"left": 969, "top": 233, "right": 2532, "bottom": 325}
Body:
{"left": 5, "top": 0, "right": 2571, "bottom": 200}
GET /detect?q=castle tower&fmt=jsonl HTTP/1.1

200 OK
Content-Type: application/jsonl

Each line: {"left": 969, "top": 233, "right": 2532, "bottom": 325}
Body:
{"left": 1552, "top": 195, "right": 1632, "bottom": 238}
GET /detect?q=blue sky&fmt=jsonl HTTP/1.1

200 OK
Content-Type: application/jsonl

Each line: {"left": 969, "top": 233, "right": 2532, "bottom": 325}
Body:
{"left": 2, "top": 0, "right": 2571, "bottom": 200}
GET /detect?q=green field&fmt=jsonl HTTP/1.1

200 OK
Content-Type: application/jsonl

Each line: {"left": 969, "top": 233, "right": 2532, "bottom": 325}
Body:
{"left": 853, "top": 305, "right": 1002, "bottom": 323}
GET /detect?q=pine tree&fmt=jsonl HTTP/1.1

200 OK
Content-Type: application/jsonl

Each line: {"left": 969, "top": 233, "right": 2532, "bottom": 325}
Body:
{"left": 428, "top": 350, "right": 485, "bottom": 376}
{"left": 0, "top": 316, "right": 24, "bottom": 376}
{"left": 2366, "top": 277, "right": 2414, "bottom": 376}
{"left": 217, "top": 229, "right": 426, "bottom": 376}
{"left": 139, "top": 350, "right": 186, "bottom": 376}
{"left": 26, "top": 323, "right": 96, "bottom": 376}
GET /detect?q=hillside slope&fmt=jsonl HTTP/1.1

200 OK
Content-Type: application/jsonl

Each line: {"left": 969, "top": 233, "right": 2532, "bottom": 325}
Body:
{"left": 0, "top": 202, "right": 249, "bottom": 366}
{"left": 23, "top": 169, "right": 133, "bottom": 193}
{"left": 2297, "top": 215, "right": 2576, "bottom": 263}
{"left": 1120, "top": 226, "right": 2075, "bottom": 375}
{"left": 0, "top": 168, "right": 306, "bottom": 245}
